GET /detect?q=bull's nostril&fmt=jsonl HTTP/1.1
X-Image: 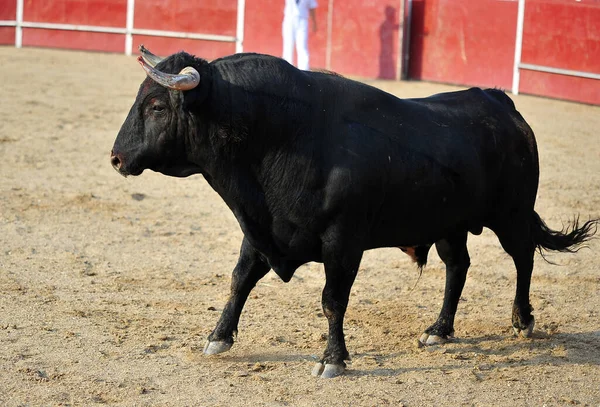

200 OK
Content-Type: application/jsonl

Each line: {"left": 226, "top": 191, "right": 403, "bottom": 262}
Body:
{"left": 111, "top": 154, "right": 121, "bottom": 170}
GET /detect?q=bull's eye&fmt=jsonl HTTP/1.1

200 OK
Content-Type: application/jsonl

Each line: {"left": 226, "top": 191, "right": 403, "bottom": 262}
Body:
{"left": 145, "top": 97, "right": 167, "bottom": 117}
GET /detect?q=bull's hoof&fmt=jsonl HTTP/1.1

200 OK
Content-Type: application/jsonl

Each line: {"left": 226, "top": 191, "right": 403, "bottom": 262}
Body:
{"left": 203, "top": 340, "right": 232, "bottom": 355}
{"left": 513, "top": 318, "right": 535, "bottom": 338}
{"left": 419, "top": 332, "right": 452, "bottom": 345}
{"left": 311, "top": 362, "right": 345, "bottom": 378}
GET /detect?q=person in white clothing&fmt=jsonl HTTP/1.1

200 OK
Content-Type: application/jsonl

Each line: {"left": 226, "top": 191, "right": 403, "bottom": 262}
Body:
{"left": 282, "top": 0, "right": 318, "bottom": 71}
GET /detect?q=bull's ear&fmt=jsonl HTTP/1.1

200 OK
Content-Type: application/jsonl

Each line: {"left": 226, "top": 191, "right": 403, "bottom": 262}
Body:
{"left": 182, "top": 77, "right": 210, "bottom": 109}
{"left": 168, "top": 88, "right": 185, "bottom": 109}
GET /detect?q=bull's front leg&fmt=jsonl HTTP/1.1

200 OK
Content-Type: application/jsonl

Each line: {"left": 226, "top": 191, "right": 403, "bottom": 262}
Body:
{"left": 203, "top": 238, "right": 270, "bottom": 355}
{"left": 312, "top": 246, "right": 363, "bottom": 378}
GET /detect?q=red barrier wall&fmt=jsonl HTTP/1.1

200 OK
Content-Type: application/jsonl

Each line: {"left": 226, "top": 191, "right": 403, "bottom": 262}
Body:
{"left": 330, "top": 0, "right": 402, "bottom": 79}
{"left": 409, "top": 0, "right": 518, "bottom": 89}
{"left": 130, "top": 0, "right": 238, "bottom": 58}
{"left": 408, "top": 0, "right": 600, "bottom": 104}
{"left": 21, "top": 0, "right": 127, "bottom": 52}
{"left": 0, "top": 1, "right": 16, "bottom": 45}
{"left": 0, "top": 1, "right": 16, "bottom": 20}
{"left": 0, "top": 27, "right": 15, "bottom": 45}
{"left": 134, "top": 0, "right": 236, "bottom": 36}
{"left": 6, "top": 0, "right": 599, "bottom": 104}
{"left": 23, "top": 29, "right": 125, "bottom": 53}
{"left": 520, "top": 70, "right": 600, "bottom": 106}
{"left": 25, "top": 0, "right": 127, "bottom": 26}
{"left": 519, "top": 0, "right": 600, "bottom": 105}
{"left": 131, "top": 36, "right": 235, "bottom": 62}
{"left": 244, "top": 0, "right": 402, "bottom": 78}
{"left": 244, "top": 0, "right": 282, "bottom": 58}
{"left": 5, "top": 0, "right": 402, "bottom": 78}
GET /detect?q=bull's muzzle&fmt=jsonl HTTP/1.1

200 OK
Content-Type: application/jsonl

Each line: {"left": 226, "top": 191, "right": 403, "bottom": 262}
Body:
{"left": 110, "top": 150, "right": 127, "bottom": 176}
{"left": 110, "top": 150, "right": 121, "bottom": 169}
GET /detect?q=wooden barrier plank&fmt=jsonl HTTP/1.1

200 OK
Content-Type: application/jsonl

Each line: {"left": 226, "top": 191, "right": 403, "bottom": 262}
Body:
{"left": 22, "top": 28, "right": 124, "bottom": 52}
{"left": 131, "top": 35, "right": 236, "bottom": 61}
{"left": 134, "top": 0, "right": 237, "bottom": 36}
{"left": 520, "top": 0, "right": 600, "bottom": 104}
{"left": 23, "top": 0, "right": 127, "bottom": 27}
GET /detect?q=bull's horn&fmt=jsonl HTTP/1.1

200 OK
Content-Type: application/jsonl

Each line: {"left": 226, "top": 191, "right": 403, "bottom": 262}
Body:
{"left": 137, "top": 56, "right": 200, "bottom": 91}
{"left": 139, "top": 44, "right": 163, "bottom": 67}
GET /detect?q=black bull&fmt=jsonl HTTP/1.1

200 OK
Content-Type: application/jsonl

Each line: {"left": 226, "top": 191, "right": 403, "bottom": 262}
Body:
{"left": 111, "top": 47, "right": 597, "bottom": 378}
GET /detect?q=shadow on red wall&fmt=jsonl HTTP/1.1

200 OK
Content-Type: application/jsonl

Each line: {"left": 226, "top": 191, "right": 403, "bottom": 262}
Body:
{"left": 378, "top": 5, "right": 400, "bottom": 79}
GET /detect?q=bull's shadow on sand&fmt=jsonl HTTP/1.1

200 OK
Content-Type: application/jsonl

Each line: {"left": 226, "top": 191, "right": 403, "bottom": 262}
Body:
{"left": 347, "top": 330, "right": 600, "bottom": 377}
{"left": 210, "top": 330, "right": 600, "bottom": 377}
{"left": 206, "top": 352, "right": 316, "bottom": 365}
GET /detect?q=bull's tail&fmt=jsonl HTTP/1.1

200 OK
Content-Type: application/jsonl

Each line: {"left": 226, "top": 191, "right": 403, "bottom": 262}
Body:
{"left": 531, "top": 212, "right": 598, "bottom": 258}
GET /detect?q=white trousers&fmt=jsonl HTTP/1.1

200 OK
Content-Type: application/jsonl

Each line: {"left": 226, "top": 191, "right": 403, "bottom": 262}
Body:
{"left": 282, "top": 16, "right": 310, "bottom": 70}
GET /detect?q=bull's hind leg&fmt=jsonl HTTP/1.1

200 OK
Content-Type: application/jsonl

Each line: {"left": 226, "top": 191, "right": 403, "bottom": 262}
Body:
{"left": 491, "top": 217, "right": 536, "bottom": 338}
{"left": 420, "top": 230, "right": 470, "bottom": 345}
{"left": 204, "top": 238, "right": 270, "bottom": 354}
{"left": 510, "top": 251, "right": 535, "bottom": 338}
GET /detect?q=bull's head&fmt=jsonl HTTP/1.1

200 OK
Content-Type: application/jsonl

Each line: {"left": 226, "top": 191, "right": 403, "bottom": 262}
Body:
{"left": 110, "top": 45, "right": 204, "bottom": 178}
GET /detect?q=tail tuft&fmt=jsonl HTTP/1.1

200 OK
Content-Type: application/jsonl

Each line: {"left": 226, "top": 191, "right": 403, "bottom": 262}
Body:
{"left": 532, "top": 213, "right": 598, "bottom": 260}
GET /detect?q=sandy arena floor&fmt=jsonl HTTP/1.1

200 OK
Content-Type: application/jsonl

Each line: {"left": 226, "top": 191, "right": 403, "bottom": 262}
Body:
{"left": 0, "top": 47, "right": 599, "bottom": 406}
